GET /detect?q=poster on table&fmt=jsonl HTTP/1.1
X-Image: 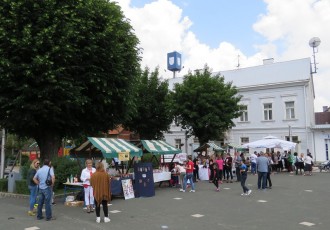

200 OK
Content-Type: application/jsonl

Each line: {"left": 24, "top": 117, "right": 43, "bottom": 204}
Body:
{"left": 121, "top": 179, "right": 135, "bottom": 200}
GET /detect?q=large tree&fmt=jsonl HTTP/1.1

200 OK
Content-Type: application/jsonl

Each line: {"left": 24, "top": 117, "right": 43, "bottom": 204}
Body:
{"left": 0, "top": 0, "right": 141, "bottom": 159}
{"left": 124, "top": 67, "right": 173, "bottom": 140}
{"left": 170, "top": 66, "right": 242, "bottom": 145}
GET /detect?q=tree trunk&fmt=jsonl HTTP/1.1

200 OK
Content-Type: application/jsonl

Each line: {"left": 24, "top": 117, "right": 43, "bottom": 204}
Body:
{"left": 35, "top": 132, "right": 62, "bottom": 160}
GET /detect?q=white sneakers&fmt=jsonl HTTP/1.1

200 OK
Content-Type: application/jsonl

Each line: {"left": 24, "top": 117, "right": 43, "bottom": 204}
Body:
{"left": 241, "top": 190, "right": 252, "bottom": 196}
{"left": 96, "top": 217, "right": 111, "bottom": 223}
{"left": 189, "top": 190, "right": 195, "bottom": 193}
{"left": 179, "top": 189, "right": 184, "bottom": 192}
{"left": 104, "top": 217, "right": 111, "bottom": 223}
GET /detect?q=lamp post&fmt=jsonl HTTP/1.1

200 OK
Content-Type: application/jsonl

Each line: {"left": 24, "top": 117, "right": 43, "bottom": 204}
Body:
{"left": 0, "top": 128, "right": 5, "bottom": 179}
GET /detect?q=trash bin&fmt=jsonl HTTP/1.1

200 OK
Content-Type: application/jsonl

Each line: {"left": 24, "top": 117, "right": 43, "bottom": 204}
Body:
{"left": 8, "top": 172, "right": 22, "bottom": 193}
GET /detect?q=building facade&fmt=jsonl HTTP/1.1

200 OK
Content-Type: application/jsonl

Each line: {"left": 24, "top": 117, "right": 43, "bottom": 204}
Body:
{"left": 164, "top": 58, "right": 328, "bottom": 161}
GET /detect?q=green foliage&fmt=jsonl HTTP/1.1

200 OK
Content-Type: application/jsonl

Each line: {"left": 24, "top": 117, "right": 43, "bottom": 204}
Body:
{"left": 170, "top": 66, "right": 242, "bottom": 145}
{"left": 124, "top": 67, "right": 173, "bottom": 139}
{"left": 0, "top": 179, "right": 8, "bottom": 192}
{"left": 141, "top": 153, "right": 160, "bottom": 169}
{"left": 15, "top": 180, "right": 29, "bottom": 194}
{"left": 51, "top": 157, "right": 81, "bottom": 190}
{"left": 20, "top": 157, "right": 32, "bottom": 180}
{"left": 0, "top": 0, "right": 141, "bottom": 160}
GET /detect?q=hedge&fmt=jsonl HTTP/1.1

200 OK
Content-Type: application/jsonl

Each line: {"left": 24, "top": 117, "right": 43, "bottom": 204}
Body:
{"left": 15, "top": 180, "right": 29, "bottom": 194}
{"left": 0, "top": 179, "right": 8, "bottom": 192}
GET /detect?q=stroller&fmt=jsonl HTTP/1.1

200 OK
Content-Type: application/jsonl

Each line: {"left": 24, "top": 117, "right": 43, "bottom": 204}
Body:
{"left": 319, "top": 160, "right": 330, "bottom": 172}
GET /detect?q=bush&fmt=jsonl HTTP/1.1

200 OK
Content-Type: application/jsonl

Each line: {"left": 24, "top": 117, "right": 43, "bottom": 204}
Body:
{"left": 51, "top": 156, "right": 81, "bottom": 190}
{"left": 0, "top": 179, "right": 8, "bottom": 192}
{"left": 15, "top": 180, "right": 29, "bottom": 194}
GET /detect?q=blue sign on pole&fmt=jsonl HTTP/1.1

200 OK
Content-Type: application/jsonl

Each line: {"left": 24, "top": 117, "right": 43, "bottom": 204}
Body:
{"left": 167, "top": 51, "right": 182, "bottom": 72}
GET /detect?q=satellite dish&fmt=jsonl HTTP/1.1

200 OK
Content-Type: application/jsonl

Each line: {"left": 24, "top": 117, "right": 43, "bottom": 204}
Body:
{"left": 309, "top": 37, "right": 321, "bottom": 48}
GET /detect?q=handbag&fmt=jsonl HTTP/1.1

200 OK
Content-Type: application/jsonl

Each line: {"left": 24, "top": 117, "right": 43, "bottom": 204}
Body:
{"left": 45, "top": 167, "right": 52, "bottom": 186}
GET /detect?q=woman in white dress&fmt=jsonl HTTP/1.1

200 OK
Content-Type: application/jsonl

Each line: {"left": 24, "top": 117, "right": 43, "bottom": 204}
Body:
{"left": 80, "top": 159, "right": 96, "bottom": 213}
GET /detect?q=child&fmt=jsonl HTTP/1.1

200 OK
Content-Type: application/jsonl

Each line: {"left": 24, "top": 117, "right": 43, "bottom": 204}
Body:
{"left": 240, "top": 159, "right": 252, "bottom": 196}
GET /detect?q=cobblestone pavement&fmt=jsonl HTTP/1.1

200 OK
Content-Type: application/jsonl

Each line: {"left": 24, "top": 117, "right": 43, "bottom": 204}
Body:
{"left": 1, "top": 171, "right": 329, "bottom": 230}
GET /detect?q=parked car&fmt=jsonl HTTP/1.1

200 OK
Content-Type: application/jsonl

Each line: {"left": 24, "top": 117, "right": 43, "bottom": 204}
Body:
{"left": 319, "top": 160, "right": 330, "bottom": 172}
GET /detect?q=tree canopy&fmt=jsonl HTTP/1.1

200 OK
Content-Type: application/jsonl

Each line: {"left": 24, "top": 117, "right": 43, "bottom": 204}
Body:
{"left": 170, "top": 66, "right": 242, "bottom": 145}
{"left": 0, "top": 0, "right": 141, "bottom": 159}
{"left": 124, "top": 67, "right": 173, "bottom": 140}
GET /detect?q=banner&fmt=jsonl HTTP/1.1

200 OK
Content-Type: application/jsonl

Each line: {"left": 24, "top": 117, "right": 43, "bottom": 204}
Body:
{"left": 118, "top": 151, "right": 130, "bottom": 161}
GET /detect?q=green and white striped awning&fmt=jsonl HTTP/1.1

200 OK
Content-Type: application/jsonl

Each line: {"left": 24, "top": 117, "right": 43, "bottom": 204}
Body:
{"left": 227, "top": 143, "right": 248, "bottom": 150}
{"left": 70, "top": 137, "right": 142, "bottom": 159}
{"left": 141, "top": 140, "right": 182, "bottom": 155}
{"left": 194, "top": 143, "right": 224, "bottom": 152}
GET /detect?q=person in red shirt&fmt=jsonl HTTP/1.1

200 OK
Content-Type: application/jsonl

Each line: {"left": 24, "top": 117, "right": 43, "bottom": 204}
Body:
{"left": 182, "top": 156, "right": 195, "bottom": 192}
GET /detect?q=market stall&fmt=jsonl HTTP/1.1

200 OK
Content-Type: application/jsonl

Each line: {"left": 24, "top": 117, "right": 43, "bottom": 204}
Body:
{"left": 69, "top": 137, "right": 143, "bottom": 198}
{"left": 139, "top": 140, "right": 182, "bottom": 186}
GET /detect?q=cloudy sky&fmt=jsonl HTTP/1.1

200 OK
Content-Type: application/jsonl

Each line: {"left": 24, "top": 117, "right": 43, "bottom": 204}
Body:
{"left": 118, "top": 0, "right": 329, "bottom": 112}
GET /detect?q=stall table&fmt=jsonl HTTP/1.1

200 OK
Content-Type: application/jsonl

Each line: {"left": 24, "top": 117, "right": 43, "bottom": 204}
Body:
{"left": 63, "top": 182, "right": 84, "bottom": 203}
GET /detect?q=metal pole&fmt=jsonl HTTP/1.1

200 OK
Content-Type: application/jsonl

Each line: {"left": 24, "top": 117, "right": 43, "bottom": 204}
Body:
{"left": 185, "top": 131, "right": 188, "bottom": 153}
{"left": 0, "top": 128, "right": 5, "bottom": 179}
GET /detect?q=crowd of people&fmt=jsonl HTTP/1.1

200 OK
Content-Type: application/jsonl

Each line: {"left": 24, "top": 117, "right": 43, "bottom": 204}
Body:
{"left": 26, "top": 150, "right": 314, "bottom": 223}
{"left": 170, "top": 150, "right": 315, "bottom": 195}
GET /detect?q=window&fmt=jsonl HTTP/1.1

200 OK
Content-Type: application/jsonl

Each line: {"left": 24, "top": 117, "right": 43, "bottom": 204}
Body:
{"left": 263, "top": 103, "right": 273, "bottom": 120}
{"left": 193, "top": 138, "right": 199, "bottom": 143}
{"left": 175, "top": 139, "right": 182, "bottom": 149}
{"left": 241, "top": 137, "right": 249, "bottom": 144}
{"left": 285, "top": 101, "right": 295, "bottom": 119}
{"left": 239, "top": 105, "right": 248, "bottom": 122}
{"left": 285, "top": 136, "right": 298, "bottom": 143}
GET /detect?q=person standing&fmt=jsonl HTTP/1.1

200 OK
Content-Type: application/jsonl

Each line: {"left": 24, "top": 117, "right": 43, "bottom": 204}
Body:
{"left": 256, "top": 152, "right": 269, "bottom": 190}
{"left": 182, "top": 155, "right": 195, "bottom": 192}
{"left": 304, "top": 153, "right": 313, "bottom": 176}
{"left": 193, "top": 158, "right": 200, "bottom": 182}
{"left": 80, "top": 159, "right": 96, "bottom": 213}
{"left": 215, "top": 155, "right": 224, "bottom": 184}
{"left": 265, "top": 153, "right": 273, "bottom": 189}
{"left": 234, "top": 152, "right": 242, "bottom": 182}
{"left": 250, "top": 151, "right": 257, "bottom": 175}
{"left": 33, "top": 159, "right": 55, "bottom": 221}
{"left": 27, "top": 159, "right": 40, "bottom": 216}
{"left": 240, "top": 159, "right": 252, "bottom": 196}
{"left": 224, "top": 153, "right": 233, "bottom": 183}
{"left": 90, "top": 162, "right": 111, "bottom": 223}
{"left": 212, "top": 157, "right": 220, "bottom": 191}
{"left": 175, "top": 162, "right": 186, "bottom": 191}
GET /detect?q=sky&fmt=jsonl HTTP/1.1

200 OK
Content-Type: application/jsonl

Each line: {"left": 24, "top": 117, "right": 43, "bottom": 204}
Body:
{"left": 117, "top": 0, "right": 329, "bottom": 112}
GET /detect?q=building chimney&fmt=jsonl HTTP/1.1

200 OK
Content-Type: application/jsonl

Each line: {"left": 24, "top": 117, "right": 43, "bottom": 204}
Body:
{"left": 263, "top": 58, "right": 274, "bottom": 65}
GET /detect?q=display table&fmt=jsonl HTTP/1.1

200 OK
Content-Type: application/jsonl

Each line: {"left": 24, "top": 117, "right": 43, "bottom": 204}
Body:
{"left": 153, "top": 172, "right": 171, "bottom": 183}
{"left": 198, "top": 165, "right": 209, "bottom": 181}
{"left": 63, "top": 182, "right": 84, "bottom": 202}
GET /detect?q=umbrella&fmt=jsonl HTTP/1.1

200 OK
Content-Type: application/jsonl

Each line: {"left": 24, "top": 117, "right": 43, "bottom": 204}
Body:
{"left": 242, "top": 136, "right": 296, "bottom": 150}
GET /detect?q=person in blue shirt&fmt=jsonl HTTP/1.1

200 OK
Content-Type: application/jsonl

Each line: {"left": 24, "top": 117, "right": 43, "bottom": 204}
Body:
{"left": 33, "top": 159, "right": 55, "bottom": 221}
{"left": 240, "top": 159, "right": 252, "bottom": 196}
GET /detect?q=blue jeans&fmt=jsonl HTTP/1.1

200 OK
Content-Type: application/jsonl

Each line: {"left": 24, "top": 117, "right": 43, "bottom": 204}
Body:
{"left": 183, "top": 173, "right": 195, "bottom": 191}
{"left": 251, "top": 162, "right": 257, "bottom": 174}
{"left": 37, "top": 187, "right": 52, "bottom": 219}
{"left": 257, "top": 172, "right": 267, "bottom": 189}
{"left": 28, "top": 185, "right": 38, "bottom": 211}
{"left": 241, "top": 174, "right": 249, "bottom": 193}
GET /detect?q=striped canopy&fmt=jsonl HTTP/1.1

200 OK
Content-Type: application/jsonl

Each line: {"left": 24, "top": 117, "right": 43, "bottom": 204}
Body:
{"left": 70, "top": 137, "right": 142, "bottom": 159}
{"left": 194, "top": 142, "right": 224, "bottom": 152}
{"left": 141, "top": 140, "right": 182, "bottom": 155}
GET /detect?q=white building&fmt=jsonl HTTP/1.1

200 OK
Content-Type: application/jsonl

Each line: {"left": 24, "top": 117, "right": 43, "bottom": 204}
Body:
{"left": 164, "top": 57, "right": 329, "bottom": 161}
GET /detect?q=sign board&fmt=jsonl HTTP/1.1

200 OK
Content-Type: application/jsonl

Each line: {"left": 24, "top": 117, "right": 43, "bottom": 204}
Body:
{"left": 118, "top": 151, "right": 130, "bottom": 161}
{"left": 121, "top": 179, "right": 135, "bottom": 200}
{"left": 160, "top": 153, "right": 187, "bottom": 164}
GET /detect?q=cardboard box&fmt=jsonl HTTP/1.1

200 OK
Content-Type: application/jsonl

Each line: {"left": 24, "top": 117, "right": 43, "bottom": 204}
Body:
{"left": 65, "top": 201, "right": 84, "bottom": 207}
